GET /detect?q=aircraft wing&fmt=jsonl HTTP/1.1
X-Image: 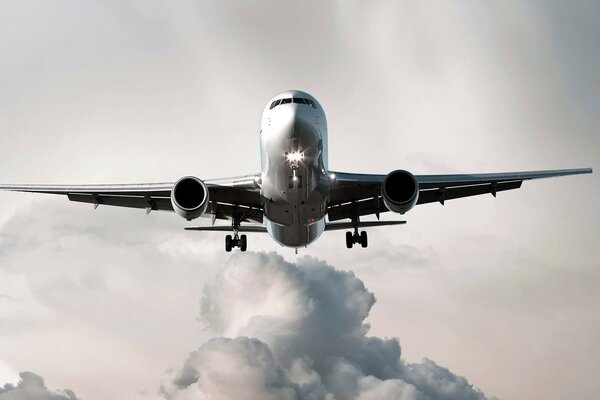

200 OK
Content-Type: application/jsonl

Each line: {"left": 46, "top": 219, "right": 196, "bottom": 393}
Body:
{"left": 327, "top": 168, "right": 592, "bottom": 221}
{"left": 0, "top": 174, "right": 264, "bottom": 223}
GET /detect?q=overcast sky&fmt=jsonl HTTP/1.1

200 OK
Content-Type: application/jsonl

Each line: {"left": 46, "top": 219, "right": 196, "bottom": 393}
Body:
{"left": 0, "top": 1, "right": 598, "bottom": 399}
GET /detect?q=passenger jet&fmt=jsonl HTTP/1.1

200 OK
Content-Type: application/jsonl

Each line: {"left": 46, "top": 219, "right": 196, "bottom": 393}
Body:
{"left": 0, "top": 90, "right": 592, "bottom": 251}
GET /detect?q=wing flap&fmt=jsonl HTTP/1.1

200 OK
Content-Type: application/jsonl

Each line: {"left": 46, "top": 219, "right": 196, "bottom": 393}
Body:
{"left": 67, "top": 193, "right": 174, "bottom": 212}
{"left": 416, "top": 168, "right": 592, "bottom": 189}
{"left": 206, "top": 185, "right": 262, "bottom": 207}
{"left": 417, "top": 180, "right": 522, "bottom": 205}
{"left": 206, "top": 202, "right": 263, "bottom": 224}
{"left": 328, "top": 197, "right": 388, "bottom": 221}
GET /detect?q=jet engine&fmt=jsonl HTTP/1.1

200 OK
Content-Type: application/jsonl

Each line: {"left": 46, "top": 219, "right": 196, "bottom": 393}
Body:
{"left": 171, "top": 176, "right": 209, "bottom": 221}
{"left": 381, "top": 170, "right": 419, "bottom": 214}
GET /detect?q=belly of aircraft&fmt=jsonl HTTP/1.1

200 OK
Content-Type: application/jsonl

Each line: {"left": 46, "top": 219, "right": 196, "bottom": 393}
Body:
{"left": 260, "top": 111, "right": 329, "bottom": 247}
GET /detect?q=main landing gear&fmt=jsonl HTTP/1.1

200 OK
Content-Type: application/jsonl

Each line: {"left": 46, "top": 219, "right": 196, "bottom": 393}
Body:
{"left": 346, "top": 216, "right": 368, "bottom": 248}
{"left": 225, "top": 233, "right": 247, "bottom": 252}
{"left": 225, "top": 214, "right": 247, "bottom": 252}
{"left": 346, "top": 230, "right": 368, "bottom": 248}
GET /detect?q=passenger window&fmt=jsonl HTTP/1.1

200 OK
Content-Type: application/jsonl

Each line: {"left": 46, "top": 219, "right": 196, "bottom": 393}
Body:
{"left": 293, "top": 98, "right": 305, "bottom": 104}
{"left": 280, "top": 98, "right": 292, "bottom": 104}
{"left": 305, "top": 99, "right": 316, "bottom": 109}
{"left": 270, "top": 99, "right": 281, "bottom": 109}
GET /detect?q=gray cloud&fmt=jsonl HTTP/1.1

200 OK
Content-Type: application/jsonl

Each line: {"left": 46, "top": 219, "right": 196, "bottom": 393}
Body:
{"left": 166, "top": 337, "right": 298, "bottom": 400}
{"left": 162, "top": 252, "right": 487, "bottom": 400}
{"left": 0, "top": 371, "right": 78, "bottom": 400}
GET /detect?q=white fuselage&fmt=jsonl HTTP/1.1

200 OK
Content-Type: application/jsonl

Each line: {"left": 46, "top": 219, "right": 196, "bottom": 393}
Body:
{"left": 259, "top": 90, "right": 330, "bottom": 247}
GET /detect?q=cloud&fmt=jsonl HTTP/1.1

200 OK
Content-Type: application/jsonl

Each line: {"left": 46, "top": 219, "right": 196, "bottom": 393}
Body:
{"left": 0, "top": 371, "right": 78, "bottom": 400}
{"left": 162, "top": 252, "right": 487, "bottom": 400}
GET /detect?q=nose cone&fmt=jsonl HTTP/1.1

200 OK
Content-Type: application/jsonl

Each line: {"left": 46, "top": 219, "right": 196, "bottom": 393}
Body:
{"left": 274, "top": 105, "right": 320, "bottom": 151}
{"left": 276, "top": 102, "right": 309, "bottom": 129}
{"left": 260, "top": 91, "right": 326, "bottom": 165}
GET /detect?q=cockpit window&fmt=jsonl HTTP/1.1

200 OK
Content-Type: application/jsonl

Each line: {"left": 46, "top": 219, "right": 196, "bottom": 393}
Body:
{"left": 270, "top": 99, "right": 281, "bottom": 109}
{"left": 270, "top": 97, "right": 317, "bottom": 110}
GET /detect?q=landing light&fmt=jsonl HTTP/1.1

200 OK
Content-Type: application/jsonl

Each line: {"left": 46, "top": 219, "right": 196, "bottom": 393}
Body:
{"left": 287, "top": 152, "right": 304, "bottom": 163}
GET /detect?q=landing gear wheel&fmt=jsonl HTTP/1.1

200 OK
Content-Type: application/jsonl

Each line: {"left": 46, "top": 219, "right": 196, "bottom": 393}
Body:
{"left": 240, "top": 234, "right": 247, "bottom": 252}
{"left": 225, "top": 235, "right": 233, "bottom": 252}
{"left": 346, "top": 231, "right": 353, "bottom": 248}
{"left": 360, "top": 231, "right": 368, "bottom": 248}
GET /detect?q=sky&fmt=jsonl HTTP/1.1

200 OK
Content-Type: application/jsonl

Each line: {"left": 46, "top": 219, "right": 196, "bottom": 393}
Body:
{"left": 0, "top": 1, "right": 599, "bottom": 399}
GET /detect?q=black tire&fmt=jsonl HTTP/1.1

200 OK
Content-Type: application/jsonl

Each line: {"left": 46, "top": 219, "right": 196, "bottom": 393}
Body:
{"left": 225, "top": 235, "right": 232, "bottom": 252}
{"left": 346, "top": 231, "right": 353, "bottom": 248}
{"left": 360, "top": 231, "right": 368, "bottom": 248}
{"left": 240, "top": 234, "right": 247, "bottom": 252}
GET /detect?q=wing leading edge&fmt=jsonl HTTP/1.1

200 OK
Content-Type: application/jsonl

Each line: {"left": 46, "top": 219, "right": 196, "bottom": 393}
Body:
{"left": 327, "top": 168, "right": 592, "bottom": 221}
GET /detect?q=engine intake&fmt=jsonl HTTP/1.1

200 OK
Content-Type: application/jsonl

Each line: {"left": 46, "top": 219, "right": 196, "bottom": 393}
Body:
{"left": 171, "top": 176, "right": 209, "bottom": 220}
{"left": 382, "top": 170, "right": 419, "bottom": 214}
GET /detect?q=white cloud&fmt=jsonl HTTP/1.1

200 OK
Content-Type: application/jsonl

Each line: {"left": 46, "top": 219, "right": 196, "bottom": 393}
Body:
{"left": 163, "top": 252, "right": 487, "bottom": 400}
{"left": 0, "top": 372, "right": 78, "bottom": 400}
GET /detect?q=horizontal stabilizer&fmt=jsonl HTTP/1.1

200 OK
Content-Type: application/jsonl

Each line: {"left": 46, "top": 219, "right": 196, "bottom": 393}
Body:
{"left": 185, "top": 225, "right": 268, "bottom": 233}
{"left": 324, "top": 220, "right": 406, "bottom": 231}
{"left": 185, "top": 220, "right": 406, "bottom": 233}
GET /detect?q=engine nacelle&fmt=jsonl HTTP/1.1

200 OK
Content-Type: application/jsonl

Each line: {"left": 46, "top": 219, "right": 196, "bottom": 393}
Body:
{"left": 171, "top": 176, "right": 209, "bottom": 221}
{"left": 382, "top": 170, "right": 419, "bottom": 214}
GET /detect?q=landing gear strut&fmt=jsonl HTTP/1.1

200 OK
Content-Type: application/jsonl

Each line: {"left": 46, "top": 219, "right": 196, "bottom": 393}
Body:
{"left": 346, "top": 216, "right": 368, "bottom": 248}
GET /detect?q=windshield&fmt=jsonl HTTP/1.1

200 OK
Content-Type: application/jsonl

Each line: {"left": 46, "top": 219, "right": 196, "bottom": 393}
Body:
{"left": 270, "top": 97, "right": 316, "bottom": 110}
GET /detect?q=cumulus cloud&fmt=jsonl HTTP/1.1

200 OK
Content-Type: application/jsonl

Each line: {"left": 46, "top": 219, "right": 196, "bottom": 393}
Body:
{"left": 162, "top": 252, "right": 487, "bottom": 400}
{"left": 0, "top": 371, "right": 78, "bottom": 400}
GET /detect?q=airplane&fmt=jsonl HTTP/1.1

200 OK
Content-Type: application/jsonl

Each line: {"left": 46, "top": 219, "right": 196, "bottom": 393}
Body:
{"left": 0, "top": 90, "right": 592, "bottom": 252}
